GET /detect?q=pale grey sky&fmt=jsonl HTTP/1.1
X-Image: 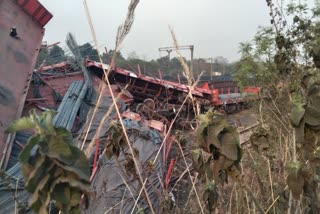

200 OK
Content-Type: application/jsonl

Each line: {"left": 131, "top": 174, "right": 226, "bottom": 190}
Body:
{"left": 38, "top": 0, "right": 314, "bottom": 62}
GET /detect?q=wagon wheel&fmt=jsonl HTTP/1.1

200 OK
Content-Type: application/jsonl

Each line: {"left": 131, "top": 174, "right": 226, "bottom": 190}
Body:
{"left": 154, "top": 98, "right": 161, "bottom": 110}
{"left": 143, "top": 98, "right": 155, "bottom": 111}
{"left": 136, "top": 103, "right": 144, "bottom": 113}
{"left": 136, "top": 103, "right": 153, "bottom": 119}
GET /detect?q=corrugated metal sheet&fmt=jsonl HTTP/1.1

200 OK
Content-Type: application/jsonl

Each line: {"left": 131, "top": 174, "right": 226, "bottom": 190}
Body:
{"left": 6, "top": 132, "right": 31, "bottom": 170}
{"left": 0, "top": 168, "right": 31, "bottom": 214}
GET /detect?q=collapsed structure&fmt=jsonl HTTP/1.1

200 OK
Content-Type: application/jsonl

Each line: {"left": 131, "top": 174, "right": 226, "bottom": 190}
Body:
{"left": 0, "top": 1, "right": 260, "bottom": 213}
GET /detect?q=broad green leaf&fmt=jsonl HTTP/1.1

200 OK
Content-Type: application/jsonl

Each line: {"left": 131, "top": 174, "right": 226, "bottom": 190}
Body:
{"left": 211, "top": 122, "right": 229, "bottom": 142}
{"left": 206, "top": 125, "right": 222, "bottom": 149}
{"left": 198, "top": 114, "right": 211, "bottom": 128}
{"left": 53, "top": 183, "right": 71, "bottom": 205}
{"left": 308, "top": 92, "right": 320, "bottom": 108}
{"left": 49, "top": 172, "right": 91, "bottom": 194}
{"left": 54, "top": 167, "right": 64, "bottom": 178}
{"left": 250, "top": 127, "right": 270, "bottom": 153}
{"left": 19, "top": 135, "right": 40, "bottom": 163}
{"left": 39, "top": 110, "right": 57, "bottom": 134}
{"left": 203, "top": 159, "right": 214, "bottom": 181}
{"left": 287, "top": 173, "right": 304, "bottom": 200}
{"left": 25, "top": 157, "right": 54, "bottom": 192}
{"left": 286, "top": 161, "right": 311, "bottom": 199}
{"left": 38, "top": 134, "right": 87, "bottom": 170}
{"left": 47, "top": 136, "right": 72, "bottom": 162}
{"left": 105, "top": 121, "right": 127, "bottom": 159}
{"left": 195, "top": 108, "right": 242, "bottom": 185}
{"left": 203, "top": 181, "right": 218, "bottom": 212}
{"left": 29, "top": 174, "right": 50, "bottom": 207}
{"left": 30, "top": 198, "right": 42, "bottom": 213}
{"left": 219, "top": 132, "right": 240, "bottom": 161}
{"left": 25, "top": 156, "right": 47, "bottom": 192}
{"left": 53, "top": 153, "right": 90, "bottom": 182}
{"left": 55, "top": 127, "right": 73, "bottom": 143}
{"left": 197, "top": 109, "right": 215, "bottom": 132}
{"left": 191, "top": 149, "right": 202, "bottom": 162}
{"left": 289, "top": 103, "right": 305, "bottom": 126}
{"left": 6, "top": 117, "right": 36, "bottom": 133}
{"left": 70, "top": 188, "right": 81, "bottom": 207}
{"left": 69, "top": 208, "right": 81, "bottom": 214}
{"left": 305, "top": 105, "right": 320, "bottom": 127}
{"left": 21, "top": 162, "right": 34, "bottom": 179}
{"left": 192, "top": 149, "right": 204, "bottom": 173}
{"left": 67, "top": 146, "right": 90, "bottom": 180}
{"left": 221, "top": 158, "right": 235, "bottom": 170}
{"left": 213, "top": 155, "right": 225, "bottom": 184}
{"left": 287, "top": 161, "right": 304, "bottom": 177}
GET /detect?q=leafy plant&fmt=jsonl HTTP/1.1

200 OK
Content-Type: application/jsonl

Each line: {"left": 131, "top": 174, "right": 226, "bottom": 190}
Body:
{"left": 239, "top": 0, "right": 320, "bottom": 211}
{"left": 6, "top": 110, "right": 91, "bottom": 214}
{"left": 193, "top": 108, "right": 242, "bottom": 185}
{"left": 191, "top": 108, "right": 243, "bottom": 212}
{"left": 286, "top": 161, "right": 311, "bottom": 200}
{"left": 250, "top": 127, "right": 270, "bottom": 154}
{"left": 202, "top": 180, "right": 219, "bottom": 213}
{"left": 104, "top": 120, "right": 127, "bottom": 160}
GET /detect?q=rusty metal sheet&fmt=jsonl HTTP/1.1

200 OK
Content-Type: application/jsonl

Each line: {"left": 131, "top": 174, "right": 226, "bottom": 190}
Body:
{"left": 122, "top": 111, "right": 165, "bottom": 133}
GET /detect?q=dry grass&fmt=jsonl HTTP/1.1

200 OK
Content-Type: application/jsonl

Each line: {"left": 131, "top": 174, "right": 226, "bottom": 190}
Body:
{"left": 78, "top": 1, "right": 311, "bottom": 214}
{"left": 82, "top": 0, "right": 156, "bottom": 213}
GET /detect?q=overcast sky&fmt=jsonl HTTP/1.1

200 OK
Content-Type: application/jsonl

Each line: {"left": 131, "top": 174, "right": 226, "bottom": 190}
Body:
{"left": 38, "top": 0, "right": 314, "bottom": 62}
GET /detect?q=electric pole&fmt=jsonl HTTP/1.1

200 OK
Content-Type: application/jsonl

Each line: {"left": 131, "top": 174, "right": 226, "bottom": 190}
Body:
{"left": 206, "top": 57, "right": 213, "bottom": 80}
{"left": 159, "top": 45, "right": 194, "bottom": 81}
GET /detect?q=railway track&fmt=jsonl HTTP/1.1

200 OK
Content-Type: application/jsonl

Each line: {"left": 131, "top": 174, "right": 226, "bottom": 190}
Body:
{"left": 238, "top": 123, "right": 259, "bottom": 145}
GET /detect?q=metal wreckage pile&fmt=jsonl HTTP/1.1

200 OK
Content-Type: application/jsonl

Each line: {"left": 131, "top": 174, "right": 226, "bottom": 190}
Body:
{"left": 0, "top": 57, "right": 259, "bottom": 213}
{"left": 0, "top": 0, "right": 260, "bottom": 213}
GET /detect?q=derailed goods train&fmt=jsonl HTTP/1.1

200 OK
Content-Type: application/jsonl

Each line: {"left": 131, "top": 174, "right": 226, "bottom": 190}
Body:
{"left": 0, "top": 1, "right": 260, "bottom": 213}
{"left": 85, "top": 60, "right": 260, "bottom": 120}
{"left": 33, "top": 60, "right": 260, "bottom": 127}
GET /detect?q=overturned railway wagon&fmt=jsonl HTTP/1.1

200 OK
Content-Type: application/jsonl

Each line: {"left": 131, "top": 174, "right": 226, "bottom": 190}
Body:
{"left": 86, "top": 60, "right": 260, "bottom": 121}
{"left": 28, "top": 60, "right": 260, "bottom": 128}
{"left": 31, "top": 60, "right": 260, "bottom": 127}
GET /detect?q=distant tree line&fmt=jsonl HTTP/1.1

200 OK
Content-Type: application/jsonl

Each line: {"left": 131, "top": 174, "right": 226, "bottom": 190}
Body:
{"left": 35, "top": 42, "right": 235, "bottom": 78}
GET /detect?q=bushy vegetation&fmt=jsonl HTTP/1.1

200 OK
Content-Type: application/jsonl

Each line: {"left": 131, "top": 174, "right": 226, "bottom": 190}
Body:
{"left": 6, "top": 110, "right": 91, "bottom": 214}
{"left": 225, "top": 0, "right": 320, "bottom": 212}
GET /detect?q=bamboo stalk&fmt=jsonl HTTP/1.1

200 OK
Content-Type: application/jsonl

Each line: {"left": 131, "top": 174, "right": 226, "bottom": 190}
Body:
{"left": 82, "top": 1, "right": 155, "bottom": 212}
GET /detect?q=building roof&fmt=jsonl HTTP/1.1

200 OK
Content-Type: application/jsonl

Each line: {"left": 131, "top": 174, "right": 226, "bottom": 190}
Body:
{"left": 17, "top": 0, "right": 53, "bottom": 27}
